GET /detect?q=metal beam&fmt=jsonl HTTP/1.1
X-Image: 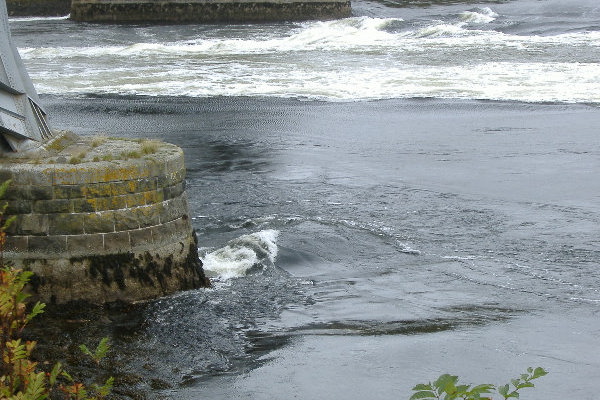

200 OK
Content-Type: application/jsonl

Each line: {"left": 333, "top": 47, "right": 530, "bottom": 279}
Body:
{"left": 0, "top": 0, "right": 52, "bottom": 152}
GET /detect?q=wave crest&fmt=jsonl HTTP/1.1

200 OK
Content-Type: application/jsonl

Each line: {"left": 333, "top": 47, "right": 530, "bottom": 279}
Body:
{"left": 201, "top": 230, "right": 280, "bottom": 280}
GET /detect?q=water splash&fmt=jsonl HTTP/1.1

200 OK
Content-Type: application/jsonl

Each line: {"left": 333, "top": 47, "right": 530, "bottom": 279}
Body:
{"left": 201, "top": 230, "right": 280, "bottom": 280}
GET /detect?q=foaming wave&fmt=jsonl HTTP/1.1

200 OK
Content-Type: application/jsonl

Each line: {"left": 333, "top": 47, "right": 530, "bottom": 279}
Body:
{"left": 201, "top": 230, "right": 279, "bottom": 280}
{"left": 19, "top": 16, "right": 403, "bottom": 59}
{"left": 8, "top": 15, "right": 69, "bottom": 22}
{"left": 19, "top": 15, "right": 600, "bottom": 103}
{"left": 460, "top": 7, "right": 498, "bottom": 24}
{"left": 412, "top": 23, "right": 471, "bottom": 38}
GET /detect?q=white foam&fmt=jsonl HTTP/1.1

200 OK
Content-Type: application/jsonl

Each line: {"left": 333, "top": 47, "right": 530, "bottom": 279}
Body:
{"left": 201, "top": 230, "right": 279, "bottom": 280}
{"left": 8, "top": 15, "right": 69, "bottom": 22}
{"left": 460, "top": 8, "right": 498, "bottom": 24}
{"left": 413, "top": 23, "right": 471, "bottom": 38}
{"left": 17, "top": 16, "right": 600, "bottom": 103}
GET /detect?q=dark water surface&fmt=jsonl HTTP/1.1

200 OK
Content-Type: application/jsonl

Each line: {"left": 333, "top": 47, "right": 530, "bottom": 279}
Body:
{"left": 44, "top": 95, "right": 600, "bottom": 399}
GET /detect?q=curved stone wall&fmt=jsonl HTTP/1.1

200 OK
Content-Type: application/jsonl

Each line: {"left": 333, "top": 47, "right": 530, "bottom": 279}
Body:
{"left": 1, "top": 132, "right": 209, "bottom": 305}
{"left": 70, "top": 0, "right": 351, "bottom": 23}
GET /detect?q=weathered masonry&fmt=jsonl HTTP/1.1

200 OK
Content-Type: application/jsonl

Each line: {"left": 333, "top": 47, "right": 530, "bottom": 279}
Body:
{"left": 70, "top": 0, "right": 351, "bottom": 23}
{"left": 5, "top": 0, "right": 70, "bottom": 16}
{"left": 1, "top": 132, "right": 210, "bottom": 305}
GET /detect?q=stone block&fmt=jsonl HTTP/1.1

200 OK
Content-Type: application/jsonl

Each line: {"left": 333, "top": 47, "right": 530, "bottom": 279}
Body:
{"left": 135, "top": 204, "right": 163, "bottom": 228}
{"left": 53, "top": 185, "right": 83, "bottom": 199}
{"left": 53, "top": 166, "right": 86, "bottom": 185}
{"left": 160, "top": 197, "right": 185, "bottom": 224}
{"left": 143, "top": 190, "right": 164, "bottom": 205}
{"left": 83, "top": 212, "right": 115, "bottom": 234}
{"left": 33, "top": 199, "right": 72, "bottom": 214}
{"left": 28, "top": 235, "right": 67, "bottom": 253}
{"left": 158, "top": 169, "right": 184, "bottom": 188}
{"left": 135, "top": 177, "right": 158, "bottom": 193}
{"left": 49, "top": 214, "right": 85, "bottom": 235}
{"left": 30, "top": 185, "right": 54, "bottom": 200}
{"left": 165, "top": 152, "right": 185, "bottom": 175}
{"left": 6, "top": 199, "right": 33, "bottom": 215}
{"left": 125, "top": 192, "right": 146, "bottom": 208}
{"left": 152, "top": 217, "right": 189, "bottom": 245}
{"left": 19, "top": 214, "right": 49, "bottom": 235}
{"left": 93, "top": 195, "right": 127, "bottom": 211}
{"left": 129, "top": 226, "right": 154, "bottom": 247}
{"left": 163, "top": 182, "right": 185, "bottom": 200}
{"left": 9, "top": 165, "right": 53, "bottom": 186}
{"left": 99, "top": 164, "right": 146, "bottom": 182}
{"left": 103, "top": 231, "right": 131, "bottom": 252}
{"left": 114, "top": 209, "right": 140, "bottom": 231}
{"left": 71, "top": 198, "right": 96, "bottom": 213}
{"left": 29, "top": 168, "right": 55, "bottom": 186}
{"left": 81, "top": 182, "right": 114, "bottom": 198}
{"left": 110, "top": 180, "right": 134, "bottom": 196}
{"left": 67, "top": 233, "right": 105, "bottom": 254}
{"left": 4, "top": 236, "right": 28, "bottom": 252}
{"left": 5, "top": 185, "right": 31, "bottom": 200}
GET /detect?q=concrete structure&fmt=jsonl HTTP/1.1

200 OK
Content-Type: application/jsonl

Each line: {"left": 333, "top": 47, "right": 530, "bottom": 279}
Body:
{"left": 2, "top": 132, "right": 210, "bottom": 305}
{"left": 6, "top": 0, "right": 70, "bottom": 16}
{"left": 70, "top": 0, "right": 351, "bottom": 23}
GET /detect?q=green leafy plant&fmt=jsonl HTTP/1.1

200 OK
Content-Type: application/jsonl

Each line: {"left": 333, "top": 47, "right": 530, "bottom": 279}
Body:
{"left": 79, "top": 338, "right": 110, "bottom": 366}
{"left": 0, "top": 180, "right": 113, "bottom": 400}
{"left": 410, "top": 367, "right": 548, "bottom": 400}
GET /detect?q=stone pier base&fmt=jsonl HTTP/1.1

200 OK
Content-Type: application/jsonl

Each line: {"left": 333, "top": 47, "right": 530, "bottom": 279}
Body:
{"left": 70, "top": 0, "right": 352, "bottom": 23}
{"left": 1, "top": 132, "right": 209, "bottom": 305}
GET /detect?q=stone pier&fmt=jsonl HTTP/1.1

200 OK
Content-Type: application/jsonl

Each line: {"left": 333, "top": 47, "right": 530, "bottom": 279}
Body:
{"left": 70, "top": 0, "right": 351, "bottom": 23}
{"left": 1, "top": 131, "right": 210, "bottom": 305}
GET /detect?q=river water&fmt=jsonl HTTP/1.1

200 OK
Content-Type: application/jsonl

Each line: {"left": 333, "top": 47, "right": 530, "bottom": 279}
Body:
{"left": 9, "top": 0, "right": 600, "bottom": 399}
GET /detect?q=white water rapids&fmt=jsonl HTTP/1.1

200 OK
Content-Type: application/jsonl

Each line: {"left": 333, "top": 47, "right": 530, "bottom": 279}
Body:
{"left": 12, "top": 7, "right": 600, "bottom": 103}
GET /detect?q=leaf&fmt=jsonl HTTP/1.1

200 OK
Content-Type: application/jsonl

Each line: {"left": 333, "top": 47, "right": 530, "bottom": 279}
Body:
{"left": 49, "top": 362, "right": 62, "bottom": 386}
{"left": 434, "top": 374, "right": 459, "bottom": 391}
{"left": 94, "top": 337, "right": 110, "bottom": 360}
{"left": 26, "top": 302, "right": 46, "bottom": 323}
{"left": 498, "top": 384, "right": 509, "bottom": 397}
{"left": 95, "top": 376, "right": 114, "bottom": 398}
{"left": 24, "top": 371, "right": 48, "bottom": 400}
{"left": 410, "top": 390, "right": 438, "bottom": 400}
{"left": 61, "top": 370, "right": 74, "bottom": 382}
{"left": 456, "top": 384, "right": 470, "bottom": 392}
{"left": 412, "top": 383, "right": 433, "bottom": 391}
{"left": 516, "top": 382, "right": 534, "bottom": 390}
{"left": 470, "top": 384, "right": 495, "bottom": 394}
{"left": 2, "top": 215, "right": 16, "bottom": 231}
{"left": 0, "top": 180, "right": 11, "bottom": 199}
{"left": 79, "top": 344, "right": 93, "bottom": 358}
{"left": 532, "top": 367, "right": 548, "bottom": 379}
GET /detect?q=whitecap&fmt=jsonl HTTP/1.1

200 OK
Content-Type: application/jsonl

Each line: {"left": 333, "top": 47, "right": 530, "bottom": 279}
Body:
{"left": 413, "top": 23, "right": 471, "bottom": 38}
{"left": 201, "top": 230, "right": 280, "bottom": 280}
{"left": 8, "top": 15, "right": 69, "bottom": 22}
{"left": 460, "top": 7, "right": 499, "bottom": 24}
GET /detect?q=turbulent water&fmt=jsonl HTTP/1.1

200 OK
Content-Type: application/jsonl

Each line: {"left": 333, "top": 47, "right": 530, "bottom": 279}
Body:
{"left": 9, "top": 0, "right": 600, "bottom": 399}
{"left": 12, "top": 0, "right": 600, "bottom": 103}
